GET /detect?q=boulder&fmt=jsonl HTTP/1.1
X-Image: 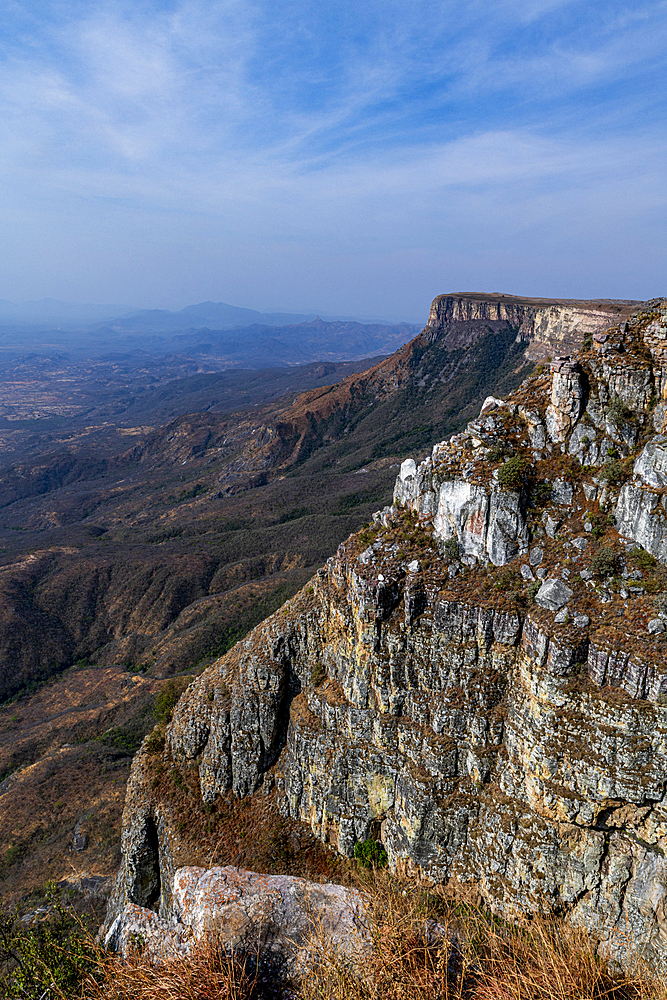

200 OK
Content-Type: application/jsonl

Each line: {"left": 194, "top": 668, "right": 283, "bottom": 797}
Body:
{"left": 480, "top": 396, "right": 505, "bottom": 416}
{"left": 105, "top": 866, "right": 369, "bottom": 977}
{"left": 535, "top": 579, "right": 573, "bottom": 612}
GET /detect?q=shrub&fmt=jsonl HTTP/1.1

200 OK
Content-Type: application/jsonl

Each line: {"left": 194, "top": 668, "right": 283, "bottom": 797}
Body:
{"left": 607, "top": 394, "right": 633, "bottom": 427}
{"left": 531, "top": 481, "right": 552, "bottom": 507}
{"left": 599, "top": 459, "right": 631, "bottom": 488}
{"left": 486, "top": 443, "right": 507, "bottom": 463}
{"left": 154, "top": 677, "right": 191, "bottom": 724}
{"left": 591, "top": 545, "right": 618, "bottom": 577}
{"left": 311, "top": 662, "right": 326, "bottom": 687}
{"left": 497, "top": 456, "right": 527, "bottom": 490}
{"left": 442, "top": 537, "right": 459, "bottom": 562}
{"left": 0, "top": 883, "right": 103, "bottom": 998}
{"left": 633, "top": 547, "right": 657, "bottom": 572}
{"left": 353, "top": 838, "right": 388, "bottom": 869}
{"left": 145, "top": 727, "right": 166, "bottom": 754}
{"left": 494, "top": 568, "right": 519, "bottom": 592}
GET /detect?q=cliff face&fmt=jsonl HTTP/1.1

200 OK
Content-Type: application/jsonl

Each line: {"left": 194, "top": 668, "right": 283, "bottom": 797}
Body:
{"left": 109, "top": 297, "right": 667, "bottom": 970}
{"left": 425, "top": 293, "right": 636, "bottom": 359}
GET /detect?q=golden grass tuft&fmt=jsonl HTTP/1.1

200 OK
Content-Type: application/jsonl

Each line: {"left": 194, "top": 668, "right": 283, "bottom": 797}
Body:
{"left": 300, "top": 873, "right": 664, "bottom": 1000}
{"left": 81, "top": 936, "right": 275, "bottom": 1000}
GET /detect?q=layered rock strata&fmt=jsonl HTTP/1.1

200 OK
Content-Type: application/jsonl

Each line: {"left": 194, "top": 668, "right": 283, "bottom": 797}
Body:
{"left": 109, "top": 298, "right": 667, "bottom": 971}
{"left": 425, "top": 293, "right": 637, "bottom": 361}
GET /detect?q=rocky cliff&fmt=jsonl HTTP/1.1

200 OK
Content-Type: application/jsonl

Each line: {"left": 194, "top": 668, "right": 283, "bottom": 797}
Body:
{"left": 424, "top": 292, "right": 636, "bottom": 360}
{"left": 108, "top": 297, "right": 667, "bottom": 970}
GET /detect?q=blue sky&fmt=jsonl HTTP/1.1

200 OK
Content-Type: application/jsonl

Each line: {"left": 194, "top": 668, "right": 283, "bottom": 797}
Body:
{"left": 0, "top": 0, "right": 665, "bottom": 321}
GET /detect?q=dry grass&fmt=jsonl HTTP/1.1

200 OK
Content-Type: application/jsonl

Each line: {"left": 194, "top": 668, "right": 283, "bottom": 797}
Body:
{"left": 300, "top": 873, "right": 664, "bottom": 1000}
{"left": 37, "top": 873, "right": 666, "bottom": 1000}
{"left": 82, "top": 936, "right": 280, "bottom": 1000}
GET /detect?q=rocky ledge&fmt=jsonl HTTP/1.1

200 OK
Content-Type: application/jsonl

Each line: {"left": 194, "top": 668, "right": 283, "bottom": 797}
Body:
{"left": 107, "top": 298, "right": 667, "bottom": 971}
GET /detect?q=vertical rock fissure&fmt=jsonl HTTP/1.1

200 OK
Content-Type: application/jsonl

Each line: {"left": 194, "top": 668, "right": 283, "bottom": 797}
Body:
{"left": 127, "top": 814, "right": 161, "bottom": 912}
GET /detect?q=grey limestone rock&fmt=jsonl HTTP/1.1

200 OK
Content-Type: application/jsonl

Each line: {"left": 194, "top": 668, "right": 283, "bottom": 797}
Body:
{"left": 573, "top": 613, "right": 590, "bottom": 628}
{"left": 648, "top": 619, "right": 666, "bottom": 635}
{"left": 105, "top": 866, "right": 369, "bottom": 977}
{"left": 551, "top": 478, "right": 574, "bottom": 506}
{"left": 633, "top": 436, "right": 667, "bottom": 489}
{"left": 535, "top": 578, "right": 574, "bottom": 612}
{"left": 544, "top": 515, "right": 560, "bottom": 539}
{"left": 545, "top": 359, "right": 584, "bottom": 444}
{"left": 520, "top": 564, "right": 535, "bottom": 581}
{"left": 616, "top": 484, "right": 667, "bottom": 563}
{"left": 432, "top": 480, "right": 529, "bottom": 566}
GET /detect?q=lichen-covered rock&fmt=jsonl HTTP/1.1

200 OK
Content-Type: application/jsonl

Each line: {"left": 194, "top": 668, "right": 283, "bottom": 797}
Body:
{"left": 105, "top": 866, "right": 368, "bottom": 977}
{"left": 432, "top": 480, "right": 529, "bottom": 566}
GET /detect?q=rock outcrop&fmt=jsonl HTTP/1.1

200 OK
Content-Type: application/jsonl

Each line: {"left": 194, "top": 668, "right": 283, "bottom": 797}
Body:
{"left": 108, "top": 298, "right": 667, "bottom": 972}
{"left": 105, "top": 865, "right": 368, "bottom": 976}
{"left": 425, "top": 293, "right": 637, "bottom": 361}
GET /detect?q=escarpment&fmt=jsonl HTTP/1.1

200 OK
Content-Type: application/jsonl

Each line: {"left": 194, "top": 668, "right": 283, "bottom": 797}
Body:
{"left": 424, "top": 292, "right": 637, "bottom": 360}
{"left": 110, "top": 298, "right": 667, "bottom": 971}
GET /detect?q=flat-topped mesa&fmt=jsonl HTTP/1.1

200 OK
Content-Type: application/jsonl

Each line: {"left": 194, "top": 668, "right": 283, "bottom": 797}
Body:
{"left": 424, "top": 292, "right": 637, "bottom": 360}
{"left": 109, "top": 297, "right": 667, "bottom": 976}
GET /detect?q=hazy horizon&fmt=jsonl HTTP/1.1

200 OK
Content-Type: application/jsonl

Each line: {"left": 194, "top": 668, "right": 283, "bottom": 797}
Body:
{"left": 1, "top": 1, "right": 665, "bottom": 318}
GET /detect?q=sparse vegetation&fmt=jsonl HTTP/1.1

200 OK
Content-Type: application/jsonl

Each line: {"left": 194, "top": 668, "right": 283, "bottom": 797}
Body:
{"left": 353, "top": 838, "right": 388, "bottom": 869}
{"left": 443, "top": 537, "right": 459, "bottom": 562}
{"left": 154, "top": 677, "right": 192, "bottom": 725}
{"left": 311, "top": 662, "right": 326, "bottom": 687}
{"left": 591, "top": 545, "right": 619, "bottom": 577}
{"left": 497, "top": 456, "right": 527, "bottom": 489}
{"left": 607, "top": 394, "right": 634, "bottom": 427}
{"left": 300, "top": 874, "right": 660, "bottom": 1000}
{"left": 632, "top": 548, "right": 657, "bottom": 572}
{"left": 599, "top": 458, "right": 632, "bottom": 488}
{"left": 486, "top": 443, "right": 507, "bottom": 463}
{"left": 0, "top": 882, "right": 103, "bottom": 998}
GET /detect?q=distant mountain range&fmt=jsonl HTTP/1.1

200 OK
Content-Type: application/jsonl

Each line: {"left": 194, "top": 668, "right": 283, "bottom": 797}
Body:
{"left": 0, "top": 298, "right": 421, "bottom": 368}
{"left": 0, "top": 297, "right": 413, "bottom": 331}
{"left": 0, "top": 297, "right": 133, "bottom": 325}
{"left": 108, "top": 301, "right": 319, "bottom": 331}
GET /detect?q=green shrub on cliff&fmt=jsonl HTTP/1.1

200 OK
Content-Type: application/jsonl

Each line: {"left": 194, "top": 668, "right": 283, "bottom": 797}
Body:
{"left": 154, "top": 677, "right": 192, "bottom": 724}
{"left": 497, "top": 456, "right": 527, "bottom": 490}
{"left": 353, "top": 838, "right": 388, "bottom": 869}
{"left": 591, "top": 545, "right": 618, "bottom": 577}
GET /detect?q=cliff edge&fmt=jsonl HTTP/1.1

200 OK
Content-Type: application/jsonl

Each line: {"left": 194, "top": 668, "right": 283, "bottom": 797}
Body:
{"left": 108, "top": 297, "right": 667, "bottom": 970}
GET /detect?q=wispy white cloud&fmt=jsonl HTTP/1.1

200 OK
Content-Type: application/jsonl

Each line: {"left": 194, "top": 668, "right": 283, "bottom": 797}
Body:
{"left": 0, "top": 0, "right": 664, "bottom": 312}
